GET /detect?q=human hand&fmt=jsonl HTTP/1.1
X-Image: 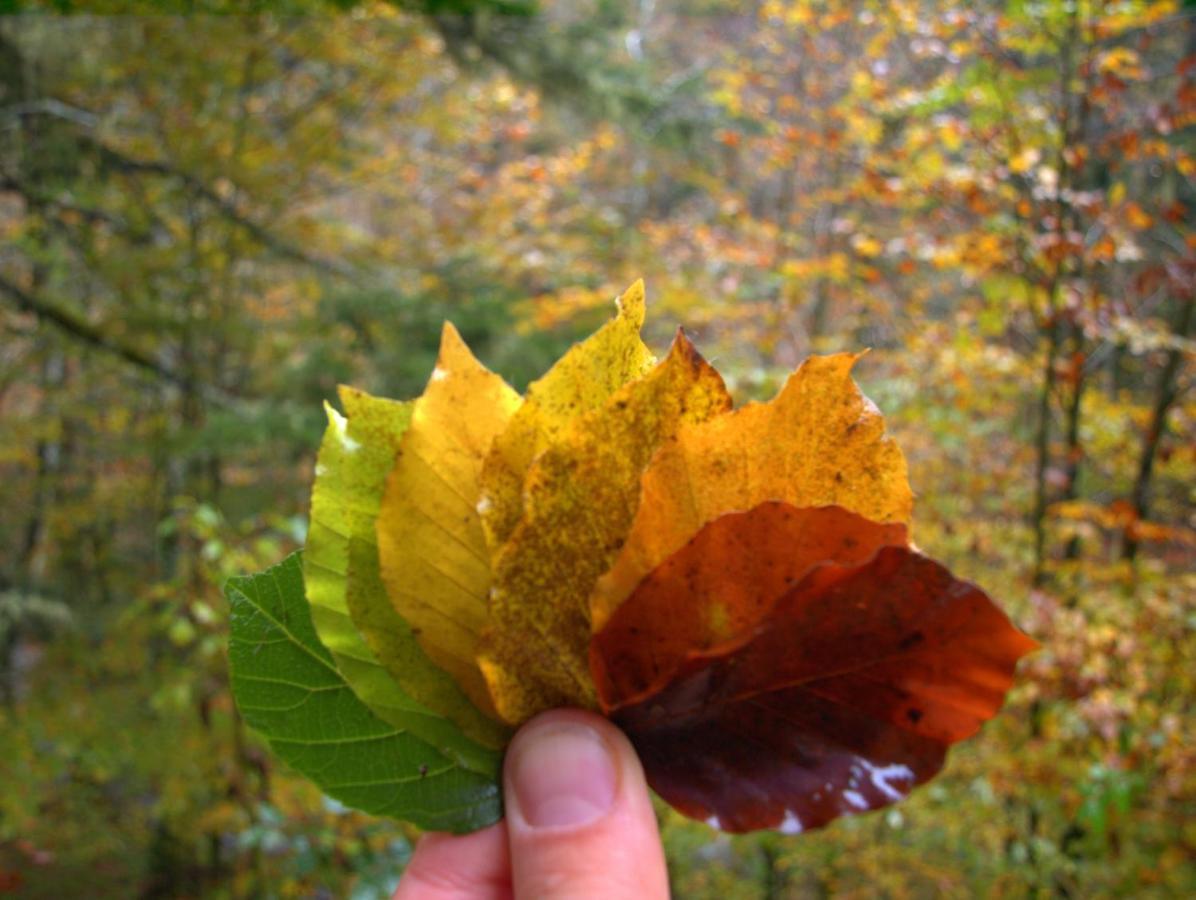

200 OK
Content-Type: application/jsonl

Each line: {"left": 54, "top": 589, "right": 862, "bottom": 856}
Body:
{"left": 393, "top": 709, "right": 670, "bottom": 899}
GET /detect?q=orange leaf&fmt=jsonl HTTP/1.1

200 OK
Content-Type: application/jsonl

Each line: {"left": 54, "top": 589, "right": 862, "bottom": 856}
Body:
{"left": 590, "top": 353, "right": 913, "bottom": 633}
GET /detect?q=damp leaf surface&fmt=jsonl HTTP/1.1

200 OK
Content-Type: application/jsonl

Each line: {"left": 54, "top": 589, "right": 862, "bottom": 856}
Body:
{"left": 593, "top": 509, "right": 1037, "bottom": 834}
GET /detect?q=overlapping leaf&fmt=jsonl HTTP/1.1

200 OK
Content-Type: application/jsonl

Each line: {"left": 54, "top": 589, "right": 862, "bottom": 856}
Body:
{"left": 477, "top": 280, "right": 655, "bottom": 555}
{"left": 377, "top": 323, "right": 520, "bottom": 722}
{"left": 596, "top": 513, "right": 1037, "bottom": 833}
{"left": 589, "top": 353, "right": 914, "bottom": 632}
{"left": 305, "top": 386, "right": 504, "bottom": 766}
{"left": 227, "top": 554, "right": 501, "bottom": 834}
{"left": 478, "top": 332, "right": 732, "bottom": 724}
{"left": 590, "top": 503, "right": 909, "bottom": 708}
{"left": 229, "top": 281, "right": 1034, "bottom": 836}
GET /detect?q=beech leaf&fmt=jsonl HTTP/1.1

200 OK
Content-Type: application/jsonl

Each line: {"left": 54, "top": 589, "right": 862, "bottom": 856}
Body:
{"left": 226, "top": 554, "right": 501, "bottom": 834}
{"left": 377, "top": 323, "right": 521, "bottom": 721}
{"left": 591, "top": 502, "right": 909, "bottom": 709}
{"left": 594, "top": 508, "right": 1037, "bottom": 834}
{"left": 228, "top": 280, "right": 1035, "bottom": 835}
{"left": 477, "top": 279, "right": 655, "bottom": 556}
{"left": 590, "top": 353, "right": 914, "bottom": 633}
{"left": 478, "top": 331, "right": 732, "bottom": 724}
{"left": 309, "top": 385, "right": 508, "bottom": 754}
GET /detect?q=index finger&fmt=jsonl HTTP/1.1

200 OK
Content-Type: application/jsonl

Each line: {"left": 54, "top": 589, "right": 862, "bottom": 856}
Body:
{"left": 393, "top": 821, "right": 511, "bottom": 900}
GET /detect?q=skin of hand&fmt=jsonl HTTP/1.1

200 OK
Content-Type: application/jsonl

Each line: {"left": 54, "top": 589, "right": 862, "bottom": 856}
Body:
{"left": 393, "top": 708, "right": 670, "bottom": 899}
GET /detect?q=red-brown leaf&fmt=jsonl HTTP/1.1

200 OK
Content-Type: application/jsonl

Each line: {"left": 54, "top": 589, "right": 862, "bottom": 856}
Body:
{"left": 591, "top": 502, "right": 908, "bottom": 709}
{"left": 591, "top": 504, "right": 1036, "bottom": 834}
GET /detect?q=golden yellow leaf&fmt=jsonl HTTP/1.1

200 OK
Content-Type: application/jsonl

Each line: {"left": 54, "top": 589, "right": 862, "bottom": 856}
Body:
{"left": 590, "top": 353, "right": 913, "bottom": 632}
{"left": 376, "top": 323, "right": 521, "bottom": 719}
{"left": 477, "top": 332, "right": 733, "bottom": 724}
{"left": 477, "top": 280, "right": 655, "bottom": 555}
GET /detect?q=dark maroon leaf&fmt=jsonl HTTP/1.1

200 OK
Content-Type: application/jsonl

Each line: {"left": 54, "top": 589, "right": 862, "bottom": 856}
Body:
{"left": 592, "top": 505, "right": 1036, "bottom": 834}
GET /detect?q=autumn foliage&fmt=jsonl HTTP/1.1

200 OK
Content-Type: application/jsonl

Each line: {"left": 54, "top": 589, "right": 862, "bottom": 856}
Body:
{"left": 273, "top": 280, "right": 1038, "bottom": 835}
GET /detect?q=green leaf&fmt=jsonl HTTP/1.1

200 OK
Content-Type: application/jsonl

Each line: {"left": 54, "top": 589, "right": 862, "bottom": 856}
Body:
{"left": 305, "top": 386, "right": 509, "bottom": 762}
{"left": 345, "top": 534, "right": 509, "bottom": 770}
{"left": 226, "top": 553, "right": 501, "bottom": 833}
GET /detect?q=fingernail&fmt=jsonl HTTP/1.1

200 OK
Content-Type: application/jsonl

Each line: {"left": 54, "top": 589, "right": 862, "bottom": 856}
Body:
{"left": 509, "top": 722, "right": 617, "bottom": 829}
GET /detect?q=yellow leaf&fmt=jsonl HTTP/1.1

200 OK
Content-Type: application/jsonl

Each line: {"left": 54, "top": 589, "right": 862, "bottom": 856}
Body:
{"left": 477, "top": 280, "right": 655, "bottom": 555}
{"left": 590, "top": 353, "right": 913, "bottom": 632}
{"left": 852, "top": 234, "right": 883, "bottom": 258}
{"left": 1125, "top": 203, "right": 1153, "bottom": 230}
{"left": 376, "top": 323, "right": 521, "bottom": 720}
{"left": 1009, "top": 147, "right": 1040, "bottom": 175}
{"left": 477, "top": 332, "right": 733, "bottom": 724}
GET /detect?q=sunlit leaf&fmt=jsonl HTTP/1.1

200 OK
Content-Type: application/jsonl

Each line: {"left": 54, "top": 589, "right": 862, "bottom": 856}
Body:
{"left": 226, "top": 554, "right": 501, "bottom": 834}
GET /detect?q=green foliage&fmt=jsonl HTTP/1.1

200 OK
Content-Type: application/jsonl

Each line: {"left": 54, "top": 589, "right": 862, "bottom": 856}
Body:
{"left": 226, "top": 554, "right": 501, "bottom": 833}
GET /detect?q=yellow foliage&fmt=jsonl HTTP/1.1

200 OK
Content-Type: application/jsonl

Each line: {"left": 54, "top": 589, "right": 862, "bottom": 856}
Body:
{"left": 477, "top": 281, "right": 655, "bottom": 554}
{"left": 376, "top": 323, "right": 521, "bottom": 719}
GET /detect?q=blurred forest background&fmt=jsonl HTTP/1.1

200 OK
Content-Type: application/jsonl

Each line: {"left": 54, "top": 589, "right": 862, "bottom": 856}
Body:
{"left": 0, "top": 0, "right": 1193, "bottom": 896}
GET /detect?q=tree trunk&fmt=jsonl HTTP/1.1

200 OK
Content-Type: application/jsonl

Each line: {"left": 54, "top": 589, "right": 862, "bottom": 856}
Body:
{"left": 1123, "top": 297, "right": 1194, "bottom": 561}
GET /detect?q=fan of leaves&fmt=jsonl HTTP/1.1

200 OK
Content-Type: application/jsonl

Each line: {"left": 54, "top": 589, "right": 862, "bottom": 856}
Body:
{"left": 226, "top": 281, "right": 1035, "bottom": 835}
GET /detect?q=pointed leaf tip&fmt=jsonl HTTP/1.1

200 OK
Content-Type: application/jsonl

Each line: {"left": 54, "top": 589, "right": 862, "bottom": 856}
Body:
{"left": 617, "top": 279, "right": 646, "bottom": 327}
{"left": 590, "top": 352, "right": 913, "bottom": 632}
{"left": 378, "top": 328, "right": 520, "bottom": 722}
{"left": 477, "top": 284, "right": 656, "bottom": 555}
{"left": 479, "top": 329, "right": 732, "bottom": 724}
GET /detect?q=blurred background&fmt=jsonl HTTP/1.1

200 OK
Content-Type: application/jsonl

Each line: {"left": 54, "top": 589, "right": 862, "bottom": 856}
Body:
{"left": 0, "top": 0, "right": 1193, "bottom": 896}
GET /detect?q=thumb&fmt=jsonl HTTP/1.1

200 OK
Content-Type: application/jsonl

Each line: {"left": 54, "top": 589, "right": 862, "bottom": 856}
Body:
{"left": 503, "top": 709, "right": 669, "bottom": 900}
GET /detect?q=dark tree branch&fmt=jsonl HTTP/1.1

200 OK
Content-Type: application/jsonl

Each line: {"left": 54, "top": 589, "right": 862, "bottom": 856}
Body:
{"left": 1124, "top": 295, "right": 1195, "bottom": 562}
{"left": 0, "top": 273, "right": 243, "bottom": 407}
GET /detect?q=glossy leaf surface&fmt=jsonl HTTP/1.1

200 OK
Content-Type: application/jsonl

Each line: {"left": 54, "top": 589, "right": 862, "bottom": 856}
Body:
{"left": 227, "top": 554, "right": 501, "bottom": 834}
{"left": 600, "top": 529, "right": 1037, "bottom": 834}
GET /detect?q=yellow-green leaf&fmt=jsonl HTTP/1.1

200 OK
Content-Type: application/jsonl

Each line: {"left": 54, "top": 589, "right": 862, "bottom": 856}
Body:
{"left": 307, "top": 385, "right": 506, "bottom": 759}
